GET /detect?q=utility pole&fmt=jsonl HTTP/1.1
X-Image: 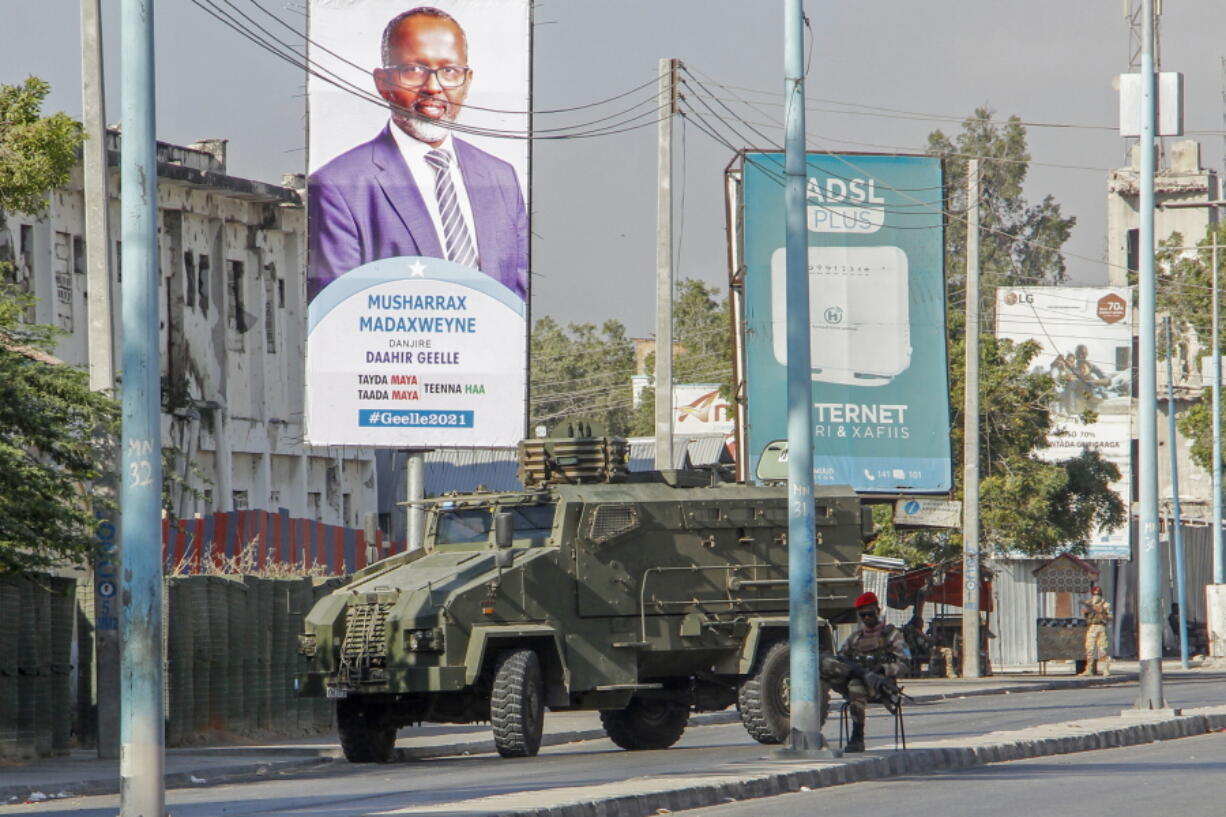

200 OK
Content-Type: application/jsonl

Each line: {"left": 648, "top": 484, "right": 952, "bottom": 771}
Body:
{"left": 653, "top": 58, "right": 679, "bottom": 470}
{"left": 1135, "top": 0, "right": 1165, "bottom": 711}
{"left": 1164, "top": 317, "right": 1189, "bottom": 669}
{"left": 961, "top": 159, "right": 982, "bottom": 679}
{"left": 1213, "top": 221, "right": 1223, "bottom": 585}
{"left": 120, "top": 0, "right": 165, "bottom": 813}
{"left": 777, "top": 0, "right": 830, "bottom": 758}
{"left": 405, "top": 449, "right": 428, "bottom": 551}
{"left": 80, "top": 0, "right": 120, "bottom": 761}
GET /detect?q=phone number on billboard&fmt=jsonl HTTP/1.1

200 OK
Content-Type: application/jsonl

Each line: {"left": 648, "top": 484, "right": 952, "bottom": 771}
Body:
{"left": 359, "top": 410, "right": 475, "bottom": 428}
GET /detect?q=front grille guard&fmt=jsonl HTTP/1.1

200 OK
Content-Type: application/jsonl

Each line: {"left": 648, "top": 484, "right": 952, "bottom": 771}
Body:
{"left": 337, "top": 600, "right": 393, "bottom": 685}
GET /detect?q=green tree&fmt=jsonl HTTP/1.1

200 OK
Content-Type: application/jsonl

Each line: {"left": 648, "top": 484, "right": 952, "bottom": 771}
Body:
{"left": 0, "top": 77, "right": 82, "bottom": 217}
{"left": 0, "top": 288, "right": 119, "bottom": 573}
{"left": 871, "top": 110, "right": 1122, "bottom": 564}
{"left": 529, "top": 316, "right": 636, "bottom": 436}
{"left": 1159, "top": 221, "right": 1226, "bottom": 474}
{"left": 0, "top": 77, "right": 117, "bottom": 574}
{"left": 629, "top": 279, "right": 733, "bottom": 436}
{"left": 927, "top": 107, "right": 1076, "bottom": 295}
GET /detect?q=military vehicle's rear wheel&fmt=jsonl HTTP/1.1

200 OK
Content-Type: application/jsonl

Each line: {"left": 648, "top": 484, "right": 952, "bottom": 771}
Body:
{"left": 490, "top": 648, "right": 545, "bottom": 757}
{"left": 336, "top": 699, "right": 396, "bottom": 763}
{"left": 599, "top": 697, "right": 689, "bottom": 750}
{"left": 738, "top": 641, "right": 830, "bottom": 745}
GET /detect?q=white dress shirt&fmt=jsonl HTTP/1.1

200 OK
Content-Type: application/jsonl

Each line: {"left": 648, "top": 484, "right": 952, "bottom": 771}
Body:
{"left": 388, "top": 122, "right": 480, "bottom": 264}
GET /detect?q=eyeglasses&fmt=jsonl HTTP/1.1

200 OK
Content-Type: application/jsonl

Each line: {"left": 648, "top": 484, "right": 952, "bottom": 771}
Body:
{"left": 384, "top": 63, "right": 470, "bottom": 89}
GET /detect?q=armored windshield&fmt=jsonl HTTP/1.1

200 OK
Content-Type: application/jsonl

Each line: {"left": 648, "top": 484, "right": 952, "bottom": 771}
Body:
{"left": 436, "top": 504, "right": 556, "bottom": 544}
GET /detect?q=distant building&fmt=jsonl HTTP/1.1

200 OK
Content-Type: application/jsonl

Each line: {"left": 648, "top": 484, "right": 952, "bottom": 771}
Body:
{"left": 1106, "top": 138, "right": 1220, "bottom": 522}
{"left": 0, "top": 132, "right": 376, "bottom": 526}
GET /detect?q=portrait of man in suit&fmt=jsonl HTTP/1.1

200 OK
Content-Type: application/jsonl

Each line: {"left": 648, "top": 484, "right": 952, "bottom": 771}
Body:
{"left": 307, "top": 6, "right": 528, "bottom": 302}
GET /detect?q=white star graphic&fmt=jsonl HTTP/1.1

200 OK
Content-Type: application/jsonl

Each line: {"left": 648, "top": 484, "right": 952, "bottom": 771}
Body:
{"left": 408, "top": 260, "right": 427, "bottom": 278}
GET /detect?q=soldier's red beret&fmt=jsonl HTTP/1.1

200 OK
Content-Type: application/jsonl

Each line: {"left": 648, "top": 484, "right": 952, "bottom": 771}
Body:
{"left": 1090, "top": 585, "right": 1102, "bottom": 594}
{"left": 854, "top": 591, "right": 879, "bottom": 609}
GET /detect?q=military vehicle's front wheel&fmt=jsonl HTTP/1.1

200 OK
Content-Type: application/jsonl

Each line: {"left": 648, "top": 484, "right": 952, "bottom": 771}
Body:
{"left": 738, "top": 640, "right": 830, "bottom": 745}
{"left": 599, "top": 697, "right": 689, "bottom": 750}
{"left": 490, "top": 648, "right": 545, "bottom": 757}
{"left": 336, "top": 699, "right": 396, "bottom": 763}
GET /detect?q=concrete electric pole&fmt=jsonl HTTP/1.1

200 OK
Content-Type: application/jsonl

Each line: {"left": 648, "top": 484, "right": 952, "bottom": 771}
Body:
{"left": 962, "top": 158, "right": 982, "bottom": 679}
{"left": 1134, "top": 0, "right": 1165, "bottom": 712}
{"left": 119, "top": 0, "right": 166, "bottom": 813}
{"left": 653, "top": 58, "right": 679, "bottom": 470}
{"left": 80, "top": 0, "right": 120, "bottom": 761}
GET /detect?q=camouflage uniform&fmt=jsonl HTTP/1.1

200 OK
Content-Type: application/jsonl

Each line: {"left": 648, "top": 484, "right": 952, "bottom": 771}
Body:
{"left": 1081, "top": 594, "right": 1112, "bottom": 675}
{"left": 820, "top": 624, "right": 908, "bottom": 729}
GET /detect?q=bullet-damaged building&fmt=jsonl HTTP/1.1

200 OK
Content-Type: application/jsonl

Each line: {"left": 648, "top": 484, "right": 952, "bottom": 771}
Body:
{"left": 0, "top": 132, "right": 377, "bottom": 526}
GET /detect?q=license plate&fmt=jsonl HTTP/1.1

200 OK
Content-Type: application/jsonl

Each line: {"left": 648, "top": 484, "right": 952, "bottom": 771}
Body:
{"left": 326, "top": 687, "right": 349, "bottom": 699}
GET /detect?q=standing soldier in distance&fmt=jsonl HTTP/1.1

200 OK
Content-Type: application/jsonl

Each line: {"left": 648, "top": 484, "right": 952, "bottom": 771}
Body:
{"left": 1080, "top": 585, "right": 1113, "bottom": 676}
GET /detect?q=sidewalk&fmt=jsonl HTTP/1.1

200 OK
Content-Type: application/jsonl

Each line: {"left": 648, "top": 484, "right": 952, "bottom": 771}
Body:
{"left": 0, "top": 660, "right": 1205, "bottom": 808}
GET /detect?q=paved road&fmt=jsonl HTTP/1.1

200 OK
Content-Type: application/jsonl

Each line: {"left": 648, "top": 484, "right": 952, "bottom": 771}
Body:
{"left": 670, "top": 729, "right": 1226, "bottom": 817}
{"left": 6, "top": 674, "right": 1224, "bottom": 817}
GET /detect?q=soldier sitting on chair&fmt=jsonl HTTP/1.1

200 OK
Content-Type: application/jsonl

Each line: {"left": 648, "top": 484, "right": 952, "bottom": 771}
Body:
{"left": 820, "top": 592, "right": 908, "bottom": 753}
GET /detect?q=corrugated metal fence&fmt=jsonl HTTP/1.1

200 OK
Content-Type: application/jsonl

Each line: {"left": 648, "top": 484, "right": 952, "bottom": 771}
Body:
{"left": 161, "top": 509, "right": 407, "bottom": 575}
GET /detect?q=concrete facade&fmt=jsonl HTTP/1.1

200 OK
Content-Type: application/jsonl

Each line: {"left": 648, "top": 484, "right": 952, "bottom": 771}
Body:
{"left": 1107, "top": 139, "right": 1221, "bottom": 522}
{"left": 0, "top": 132, "right": 376, "bottom": 526}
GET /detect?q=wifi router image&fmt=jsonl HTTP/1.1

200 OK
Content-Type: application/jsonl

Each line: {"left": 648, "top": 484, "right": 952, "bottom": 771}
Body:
{"left": 770, "top": 246, "right": 911, "bottom": 386}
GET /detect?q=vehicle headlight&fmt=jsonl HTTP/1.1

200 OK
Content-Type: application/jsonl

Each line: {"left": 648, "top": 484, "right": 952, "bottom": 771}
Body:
{"left": 297, "top": 633, "right": 317, "bottom": 657}
{"left": 405, "top": 628, "right": 443, "bottom": 652}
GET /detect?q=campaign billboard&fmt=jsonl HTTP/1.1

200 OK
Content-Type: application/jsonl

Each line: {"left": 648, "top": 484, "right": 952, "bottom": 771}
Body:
{"left": 740, "top": 153, "right": 950, "bottom": 493}
{"left": 995, "top": 287, "right": 1134, "bottom": 559}
{"left": 305, "top": 0, "right": 529, "bottom": 446}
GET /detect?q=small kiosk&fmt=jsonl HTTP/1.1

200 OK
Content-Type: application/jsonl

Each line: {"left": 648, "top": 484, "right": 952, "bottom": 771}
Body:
{"left": 885, "top": 561, "right": 994, "bottom": 677}
{"left": 1033, "top": 553, "right": 1099, "bottom": 672}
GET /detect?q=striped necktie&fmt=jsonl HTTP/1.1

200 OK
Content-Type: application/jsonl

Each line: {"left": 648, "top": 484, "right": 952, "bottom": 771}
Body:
{"left": 424, "top": 149, "right": 478, "bottom": 269}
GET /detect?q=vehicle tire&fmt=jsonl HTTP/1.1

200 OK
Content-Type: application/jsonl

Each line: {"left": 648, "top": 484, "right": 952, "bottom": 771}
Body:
{"left": 490, "top": 648, "right": 545, "bottom": 758}
{"left": 336, "top": 698, "right": 396, "bottom": 763}
{"left": 599, "top": 697, "right": 689, "bottom": 750}
{"left": 737, "top": 641, "right": 829, "bottom": 745}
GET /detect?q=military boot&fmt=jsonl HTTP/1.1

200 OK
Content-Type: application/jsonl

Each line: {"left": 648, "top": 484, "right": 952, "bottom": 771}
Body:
{"left": 1098, "top": 657, "right": 1111, "bottom": 676}
{"left": 844, "top": 722, "right": 865, "bottom": 753}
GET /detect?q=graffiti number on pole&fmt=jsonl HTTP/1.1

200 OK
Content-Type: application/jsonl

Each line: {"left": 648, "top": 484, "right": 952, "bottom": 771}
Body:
{"left": 127, "top": 438, "right": 155, "bottom": 487}
{"left": 128, "top": 459, "right": 153, "bottom": 487}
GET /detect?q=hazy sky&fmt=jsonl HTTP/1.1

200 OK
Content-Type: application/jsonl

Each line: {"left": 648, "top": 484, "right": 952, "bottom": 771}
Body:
{"left": 4, "top": 1, "right": 1225, "bottom": 337}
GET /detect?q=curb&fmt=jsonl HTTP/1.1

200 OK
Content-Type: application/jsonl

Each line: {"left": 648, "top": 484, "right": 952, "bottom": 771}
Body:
{"left": 1, "top": 757, "right": 336, "bottom": 805}
{"left": 0, "top": 673, "right": 1143, "bottom": 804}
{"left": 455, "top": 706, "right": 1226, "bottom": 817}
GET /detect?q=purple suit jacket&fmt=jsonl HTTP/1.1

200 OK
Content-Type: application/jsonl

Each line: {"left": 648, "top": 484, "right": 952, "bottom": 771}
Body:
{"left": 307, "top": 126, "right": 528, "bottom": 301}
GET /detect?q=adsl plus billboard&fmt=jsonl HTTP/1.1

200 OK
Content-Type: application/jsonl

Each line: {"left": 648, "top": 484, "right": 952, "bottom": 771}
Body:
{"left": 737, "top": 153, "right": 950, "bottom": 493}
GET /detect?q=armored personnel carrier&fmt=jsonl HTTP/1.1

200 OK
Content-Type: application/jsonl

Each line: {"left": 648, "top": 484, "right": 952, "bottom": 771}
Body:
{"left": 297, "top": 436, "right": 870, "bottom": 762}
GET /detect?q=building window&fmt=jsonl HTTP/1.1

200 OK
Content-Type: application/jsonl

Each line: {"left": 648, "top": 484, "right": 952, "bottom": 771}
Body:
{"left": 1126, "top": 228, "right": 1139, "bottom": 278}
{"left": 53, "top": 231, "right": 73, "bottom": 331}
{"left": 232, "top": 490, "right": 249, "bottom": 511}
{"left": 72, "top": 235, "right": 85, "bottom": 277}
{"left": 265, "top": 296, "right": 276, "bottom": 353}
{"left": 184, "top": 251, "right": 196, "bottom": 308}
{"left": 228, "top": 260, "right": 247, "bottom": 333}
{"left": 277, "top": 278, "right": 285, "bottom": 308}
{"left": 308, "top": 492, "right": 322, "bottom": 521}
{"left": 197, "top": 253, "right": 209, "bottom": 315}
